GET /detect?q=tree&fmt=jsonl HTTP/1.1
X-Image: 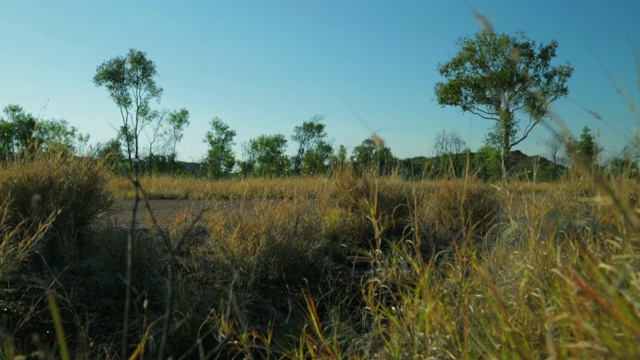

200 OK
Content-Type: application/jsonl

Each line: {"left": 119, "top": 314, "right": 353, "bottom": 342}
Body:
{"left": 0, "top": 105, "right": 87, "bottom": 158}
{"left": 143, "top": 109, "right": 166, "bottom": 175}
{"left": 435, "top": 30, "right": 573, "bottom": 178}
{"left": 334, "top": 145, "right": 348, "bottom": 164}
{"left": 474, "top": 145, "right": 502, "bottom": 181}
{"left": 143, "top": 108, "right": 189, "bottom": 175}
{"left": 203, "top": 117, "right": 236, "bottom": 178}
{"left": 427, "top": 130, "right": 467, "bottom": 178}
{"left": 244, "top": 134, "right": 289, "bottom": 177}
{"left": 165, "top": 108, "right": 190, "bottom": 156}
{"left": 546, "top": 132, "right": 568, "bottom": 167}
{"left": 433, "top": 130, "right": 466, "bottom": 158}
{"left": 35, "top": 119, "right": 89, "bottom": 154}
{"left": 301, "top": 140, "right": 333, "bottom": 175}
{"left": 567, "top": 126, "right": 602, "bottom": 172}
{"left": 351, "top": 137, "right": 396, "bottom": 175}
{"left": 93, "top": 48, "right": 163, "bottom": 176}
{"left": 2, "top": 104, "right": 37, "bottom": 152}
{"left": 291, "top": 114, "right": 328, "bottom": 175}
{"left": 0, "top": 120, "right": 14, "bottom": 159}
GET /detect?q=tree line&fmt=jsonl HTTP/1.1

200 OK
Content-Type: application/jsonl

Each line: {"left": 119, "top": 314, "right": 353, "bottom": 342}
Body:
{"left": 3, "top": 30, "right": 637, "bottom": 180}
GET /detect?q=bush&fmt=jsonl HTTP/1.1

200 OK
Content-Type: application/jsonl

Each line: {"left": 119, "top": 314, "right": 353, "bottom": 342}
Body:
{"left": 415, "top": 180, "right": 501, "bottom": 255}
{"left": 0, "top": 150, "right": 112, "bottom": 266}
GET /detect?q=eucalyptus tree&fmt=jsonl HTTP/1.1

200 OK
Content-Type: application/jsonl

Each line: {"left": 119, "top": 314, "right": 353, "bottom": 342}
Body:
{"left": 435, "top": 30, "right": 573, "bottom": 178}
{"left": 93, "top": 48, "right": 163, "bottom": 175}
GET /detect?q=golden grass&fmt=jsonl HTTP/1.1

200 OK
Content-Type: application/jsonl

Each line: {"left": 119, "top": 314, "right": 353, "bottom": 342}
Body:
{"left": 4, "top": 156, "right": 640, "bottom": 358}
{"left": 106, "top": 175, "right": 331, "bottom": 200}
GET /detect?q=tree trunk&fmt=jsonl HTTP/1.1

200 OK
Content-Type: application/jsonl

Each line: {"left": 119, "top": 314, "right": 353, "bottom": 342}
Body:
{"left": 500, "top": 109, "right": 513, "bottom": 183}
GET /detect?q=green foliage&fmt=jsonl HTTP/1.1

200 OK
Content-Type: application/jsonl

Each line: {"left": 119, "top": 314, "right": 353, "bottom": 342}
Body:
{"left": 203, "top": 117, "right": 236, "bottom": 178}
{"left": 350, "top": 137, "right": 396, "bottom": 175}
{"left": 143, "top": 108, "right": 190, "bottom": 176}
{"left": 474, "top": 145, "right": 502, "bottom": 181}
{"left": 302, "top": 140, "right": 333, "bottom": 175}
{"left": 0, "top": 105, "right": 88, "bottom": 158}
{"left": 96, "top": 138, "right": 128, "bottom": 174}
{"left": 3, "top": 104, "right": 37, "bottom": 152}
{"left": 291, "top": 115, "right": 332, "bottom": 175}
{"left": 435, "top": 30, "right": 573, "bottom": 175}
{"left": 35, "top": 118, "right": 89, "bottom": 154}
{"left": 567, "top": 126, "right": 602, "bottom": 171}
{"left": 242, "top": 134, "right": 289, "bottom": 177}
{"left": 165, "top": 108, "right": 190, "bottom": 155}
{"left": 93, "top": 48, "right": 163, "bottom": 174}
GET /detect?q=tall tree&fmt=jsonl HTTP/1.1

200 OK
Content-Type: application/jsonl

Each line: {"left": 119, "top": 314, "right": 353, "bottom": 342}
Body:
{"left": 143, "top": 108, "right": 189, "bottom": 175}
{"left": 93, "top": 48, "right": 163, "bottom": 175}
{"left": 203, "top": 117, "right": 236, "bottom": 178}
{"left": 291, "top": 114, "right": 328, "bottom": 175}
{"left": 165, "top": 108, "right": 190, "bottom": 156}
{"left": 144, "top": 109, "right": 166, "bottom": 175}
{"left": 434, "top": 30, "right": 573, "bottom": 178}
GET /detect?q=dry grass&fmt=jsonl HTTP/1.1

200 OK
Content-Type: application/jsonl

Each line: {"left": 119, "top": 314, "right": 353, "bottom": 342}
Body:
{"left": 3, "top": 153, "right": 640, "bottom": 359}
{"left": 106, "top": 175, "right": 330, "bottom": 200}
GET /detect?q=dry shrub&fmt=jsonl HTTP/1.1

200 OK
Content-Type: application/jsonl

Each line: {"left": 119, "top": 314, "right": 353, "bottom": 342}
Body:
{"left": 203, "top": 198, "right": 331, "bottom": 288}
{"left": 0, "top": 151, "right": 112, "bottom": 266}
{"left": 0, "top": 199, "right": 56, "bottom": 276}
{"left": 415, "top": 180, "right": 501, "bottom": 254}
{"left": 328, "top": 165, "right": 411, "bottom": 247}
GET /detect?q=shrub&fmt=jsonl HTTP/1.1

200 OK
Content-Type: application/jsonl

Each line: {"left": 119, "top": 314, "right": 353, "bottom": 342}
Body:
{"left": 0, "top": 150, "right": 112, "bottom": 266}
{"left": 414, "top": 180, "right": 501, "bottom": 256}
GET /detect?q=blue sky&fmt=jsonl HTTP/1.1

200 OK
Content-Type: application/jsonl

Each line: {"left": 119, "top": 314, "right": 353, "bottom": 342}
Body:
{"left": 1, "top": 1, "right": 638, "bottom": 162}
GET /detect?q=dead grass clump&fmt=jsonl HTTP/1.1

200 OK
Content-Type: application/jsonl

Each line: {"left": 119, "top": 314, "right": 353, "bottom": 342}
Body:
{"left": 0, "top": 151, "right": 112, "bottom": 267}
{"left": 414, "top": 180, "right": 501, "bottom": 256}
{"left": 328, "top": 166, "right": 412, "bottom": 249}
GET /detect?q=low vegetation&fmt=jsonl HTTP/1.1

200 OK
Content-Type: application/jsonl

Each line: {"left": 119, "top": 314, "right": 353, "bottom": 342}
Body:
{"left": 1, "top": 147, "right": 640, "bottom": 359}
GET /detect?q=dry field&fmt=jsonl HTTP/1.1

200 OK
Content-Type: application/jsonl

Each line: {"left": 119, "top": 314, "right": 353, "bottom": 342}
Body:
{"left": 2, "top": 154, "right": 640, "bottom": 359}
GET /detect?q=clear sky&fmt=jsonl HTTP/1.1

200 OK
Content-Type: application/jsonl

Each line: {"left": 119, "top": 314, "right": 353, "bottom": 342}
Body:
{"left": 1, "top": 1, "right": 638, "bottom": 162}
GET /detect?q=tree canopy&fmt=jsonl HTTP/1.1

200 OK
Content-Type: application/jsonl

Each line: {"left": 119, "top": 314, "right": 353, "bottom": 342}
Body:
{"left": 93, "top": 48, "right": 163, "bottom": 175}
{"left": 351, "top": 137, "right": 396, "bottom": 175}
{"left": 0, "top": 105, "right": 87, "bottom": 158}
{"left": 435, "top": 30, "right": 573, "bottom": 177}
{"left": 291, "top": 114, "right": 332, "bottom": 175}
{"left": 203, "top": 117, "right": 236, "bottom": 178}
